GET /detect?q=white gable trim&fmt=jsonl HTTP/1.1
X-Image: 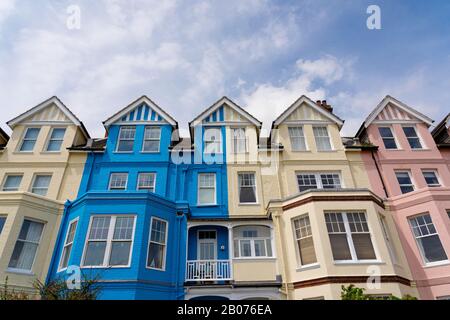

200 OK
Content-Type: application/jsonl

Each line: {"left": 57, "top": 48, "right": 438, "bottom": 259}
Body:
{"left": 190, "top": 97, "right": 261, "bottom": 128}
{"left": 103, "top": 96, "right": 177, "bottom": 128}
{"left": 364, "top": 95, "right": 433, "bottom": 128}
{"left": 273, "top": 95, "right": 344, "bottom": 128}
{"left": 7, "top": 96, "right": 81, "bottom": 129}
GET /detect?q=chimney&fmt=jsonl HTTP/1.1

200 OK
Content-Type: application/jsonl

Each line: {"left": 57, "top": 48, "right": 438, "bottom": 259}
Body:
{"left": 319, "top": 100, "right": 333, "bottom": 113}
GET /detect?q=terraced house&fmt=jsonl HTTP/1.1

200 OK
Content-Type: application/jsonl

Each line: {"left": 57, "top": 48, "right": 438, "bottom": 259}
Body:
{"left": 357, "top": 96, "right": 450, "bottom": 300}
{"left": 0, "top": 97, "right": 90, "bottom": 294}
{"left": 265, "top": 96, "right": 418, "bottom": 300}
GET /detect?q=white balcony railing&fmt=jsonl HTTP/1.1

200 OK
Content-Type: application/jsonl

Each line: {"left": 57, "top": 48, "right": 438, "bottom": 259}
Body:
{"left": 185, "top": 260, "right": 232, "bottom": 281}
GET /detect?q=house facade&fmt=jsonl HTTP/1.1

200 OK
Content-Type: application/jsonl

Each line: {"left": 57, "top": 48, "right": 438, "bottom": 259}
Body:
{"left": 0, "top": 97, "right": 89, "bottom": 294}
{"left": 266, "top": 96, "right": 417, "bottom": 300}
{"left": 357, "top": 96, "right": 450, "bottom": 300}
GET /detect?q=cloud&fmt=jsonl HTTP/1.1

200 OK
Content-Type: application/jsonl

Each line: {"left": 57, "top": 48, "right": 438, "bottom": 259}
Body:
{"left": 0, "top": 0, "right": 15, "bottom": 25}
{"left": 239, "top": 55, "right": 352, "bottom": 136}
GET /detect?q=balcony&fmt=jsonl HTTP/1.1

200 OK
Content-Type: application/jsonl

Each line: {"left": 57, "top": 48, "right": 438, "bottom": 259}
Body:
{"left": 185, "top": 260, "right": 232, "bottom": 281}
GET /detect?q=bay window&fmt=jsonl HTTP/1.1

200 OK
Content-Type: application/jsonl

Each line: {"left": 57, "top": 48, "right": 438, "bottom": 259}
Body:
{"left": 59, "top": 218, "right": 78, "bottom": 270}
{"left": 83, "top": 215, "right": 135, "bottom": 267}
{"left": 325, "top": 212, "right": 377, "bottom": 262}
{"left": 147, "top": 217, "right": 168, "bottom": 270}
{"left": 293, "top": 214, "right": 317, "bottom": 265}
{"left": 297, "top": 172, "right": 341, "bottom": 192}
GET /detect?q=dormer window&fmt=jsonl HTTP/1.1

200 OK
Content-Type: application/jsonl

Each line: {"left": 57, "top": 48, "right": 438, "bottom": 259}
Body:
{"left": 289, "top": 127, "right": 307, "bottom": 151}
{"left": 378, "top": 127, "right": 397, "bottom": 150}
{"left": 45, "top": 128, "right": 66, "bottom": 152}
{"left": 116, "top": 126, "right": 135, "bottom": 152}
{"left": 402, "top": 126, "right": 422, "bottom": 149}
{"left": 19, "top": 128, "right": 40, "bottom": 152}
{"left": 142, "top": 126, "right": 161, "bottom": 153}
{"left": 204, "top": 128, "right": 222, "bottom": 154}
{"left": 313, "top": 126, "right": 332, "bottom": 151}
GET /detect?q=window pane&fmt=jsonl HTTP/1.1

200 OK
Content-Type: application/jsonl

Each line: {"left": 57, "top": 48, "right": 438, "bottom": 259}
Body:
{"left": 60, "top": 243, "right": 72, "bottom": 269}
{"left": 20, "top": 128, "right": 40, "bottom": 151}
{"left": 289, "top": 127, "right": 306, "bottom": 151}
{"left": 418, "top": 235, "right": 448, "bottom": 263}
{"left": 379, "top": 127, "right": 397, "bottom": 149}
{"left": 0, "top": 217, "right": 6, "bottom": 234}
{"left": 147, "top": 243, "right": 164, "bottom": 269}
{"left": 313, "top": 127, "right": 332, "bottom": 151}
{"left": 89, "top": 216, "right": 111, "bottom": 240}
{"left": 144, "top": 127, "right": 161, "bottom": 139}
{"left": 352, "top": 234, "right": 376, "bottom": 260}
{"left": 51, "top": 128, "right": 66, "bottom": 140}
{"left": 254, "top": 239, "right": 266, "bottom": 256}
{"left": 8, "top": 220, "right": 44, "bottom": 270}
{"left": 109, "top": 242, "right": 131, "bottom": 266}
{"left": 238, "top": 173, "right": 257, "bottom": 203}
{"left": 117, "top": 127, "right": 135, "bottom": 152}
{"left": 329, "top": 234, "right": 352, "bottom": 260}
{"left": 113, "top": 217, "right": 134, "bottom": 240}
{"left": 138, "top": 173, "right": 155, "bottom": 190}
{"left": 423, "top": 171, "right": 440, "bottom": 187}
{"left": 204, "top": 128, "right": 222, "bottom": 153}
{"left": 298, "top": 237, "right": 317, "bottom": 265}
{"left": 320, "top": 174, "right": 341, "bottom": 189}
{"left": 396, "top": 172, "right": 414, "bottom": 194}
{"left": 297, "top": 174, "right": 317, "bottom": 192}
{"left": 240, "top": 240, "right": 252, "bottom": 257}
{"left": 232, "top": 128, "right": 246, "bottom": 153}
{"left": 403, "top": 127, "right": 422, "bottom": 149}
{"left": 117, "top": 140, "right": 134, "bottom": 152}
{"left": 143, "top": 140, "right": 159, "bottom": 152}
{"left": 3, "top": 175, "right": 22, "bottom": 191}
{"left": 31, "top": 175, "right": 51, "bottom": 196}
{"left": 24, "top": 128, "right": 40, "bottom": 140}
{"left": 47, "top": 128, "right": 66, "bottom": 151}
{"left": 109, "top": 173, "right": 127, "bottom": 190}
{"left": 84, "top": 242, "right": 107, "bottom": 266}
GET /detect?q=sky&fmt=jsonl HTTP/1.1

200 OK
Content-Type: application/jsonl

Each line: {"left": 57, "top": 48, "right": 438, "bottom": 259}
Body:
{"left": 0, "top": 0, "right": 449, "bottom": 138}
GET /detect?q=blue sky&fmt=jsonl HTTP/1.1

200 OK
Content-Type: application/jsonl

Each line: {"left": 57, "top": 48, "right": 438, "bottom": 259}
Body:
{"left": 0, "top": 0, "right": 449, "bottom": 137}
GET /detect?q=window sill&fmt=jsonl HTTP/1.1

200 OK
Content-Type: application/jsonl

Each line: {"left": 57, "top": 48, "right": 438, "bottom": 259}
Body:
{"left": 411, "top": 148, "right": 431, "bottom": 151}
{"left": 146, "top": 266, "right": 166, "bottom": 272}
{"left": 296, "top": 263, "right": 320, "bottom": 272}
{"left": 80, "top": 265, "right": 131, "bottom": 269}
{"left": 196, "top": 203, "right": 218, "bottom": 207}
{"left": 238, "top": 203, "right": 260, "bottom": 206}
{"left": 140, "top": 151, "right": 161, "bottom": 154}
{"left": 40, "top": 151, "right": 62, "bottom": 155}
{"left": 113, "top": 151, "right": 134, "bottom": 154}
{"left": 12, "top": 151, "right": 34, "bottom": 155}
{"left": 6, "top": 268, "right": 34, "bottom": 276}
{"left": 291, "top": 150, "right": 311, "bottom": 153}
{"left": 233, "top": 257, "right": 276, "bottom": 261}
{"left": 333, "top": 260, "right": 384, "bottom": 266}
{"left": 316, "top": 150, "right": 337, "bottom": 152}
{"left": 423, "top": 260, "right": 450, "bottom": 268}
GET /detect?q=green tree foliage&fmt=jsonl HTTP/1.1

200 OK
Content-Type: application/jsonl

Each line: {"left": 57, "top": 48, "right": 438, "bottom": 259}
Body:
{"left": 341, "top": 284, "right": 417, "bottom": 300}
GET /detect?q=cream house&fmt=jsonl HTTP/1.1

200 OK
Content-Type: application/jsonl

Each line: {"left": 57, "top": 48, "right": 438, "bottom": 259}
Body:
{"left": 0, "top": 97, "right": 89, "bottom": 293}
{"left": 265, "top": 96, "right": 418, "bottom": 299}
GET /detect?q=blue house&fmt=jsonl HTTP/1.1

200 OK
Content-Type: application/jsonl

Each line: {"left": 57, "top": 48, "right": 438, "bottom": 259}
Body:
{"left": 47, "top": 96, "right": 188, "bottom": 299}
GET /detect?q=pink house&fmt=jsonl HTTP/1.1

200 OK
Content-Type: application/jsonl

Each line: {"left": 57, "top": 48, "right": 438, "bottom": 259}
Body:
{"left": 357, "top": 96, "right": 450, "bottom": 300}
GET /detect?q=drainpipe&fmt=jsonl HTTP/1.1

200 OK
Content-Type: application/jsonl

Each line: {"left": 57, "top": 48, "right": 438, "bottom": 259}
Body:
{"left": 175, "top": 211, "right": 185, "bottom": 300}
{"left": 371, "top": 149, "right": 389, "bottom": 198}
{"left": 272, "top": 210, "right": 292, "bottom": 300}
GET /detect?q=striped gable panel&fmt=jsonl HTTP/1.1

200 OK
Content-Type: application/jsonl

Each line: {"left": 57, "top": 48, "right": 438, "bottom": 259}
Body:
{"left": 120, "top": 103, "right": 166, "bottom": 123}
{"left": 28, "top": 103, "right": 71, "bottom": 122}
{"left": 286, "top": 103, "right": 329, "bottom": 122}
{"left": 375, "top": 103, "right": 415, "bottom": 121}
{"left": 202, "top": 105, "right": 225, "bottom": 123}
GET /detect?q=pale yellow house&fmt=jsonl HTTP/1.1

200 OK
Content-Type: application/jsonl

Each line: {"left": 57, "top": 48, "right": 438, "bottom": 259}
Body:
{"left": 0, "top": 97, "right": 89, "bottom": 293}
{"left": 264, "top": 96, "right": 418, "bottom": 299}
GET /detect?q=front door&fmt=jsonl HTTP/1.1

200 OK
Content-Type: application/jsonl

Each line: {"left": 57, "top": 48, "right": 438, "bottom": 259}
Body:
{"left": 198, "top": 230, "right": 217, "bottom": 260}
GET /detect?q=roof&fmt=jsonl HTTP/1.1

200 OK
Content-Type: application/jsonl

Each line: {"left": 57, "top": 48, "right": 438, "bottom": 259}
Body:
{"left": 169, "top": 137, "right": 193, "bottom": 151}
{"left": 189, "top": 96, "right": 262, "bottom": 128}
{"left": 103, "top": 95, "right": 178, "bottom": 129}
{"left": 0, "top": 127, "right": 9, "bottom": 150}
{"left": 272, "top": 95, "right": 345, "bottom": 129}
{"left": 6, "top": 96, "right": 90, "bottom": 139}
{"left": 68, "top": 138, "right": 107, "bottom": 152}
{"left": 431, "top": 113, "right": 450, "bottom": 147}
{"left": 341, "top": 136, "right": 378, "bottom": 150}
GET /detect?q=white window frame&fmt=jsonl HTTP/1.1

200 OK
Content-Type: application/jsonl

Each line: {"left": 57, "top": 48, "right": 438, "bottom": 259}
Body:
{"left": 402, "top": 125, "right": 425, "bottom": 150}
{"left": 197, "top": 229, "right": 217, "bottom": 260}
{"left": 7, "top": 217, "right": 46, "bottom": 273}
{"left": 141, "top": 126, "right": 161, "bottom": 153}
{"left": 231, "top": 127, "right": 248, "bottom": 154}
{"left": 197, "top": 173, "right": 217, "bottom": 205}
{"left": 313, "top": 126, "right": 333, "bottom": 151}
{"left": 18, "top": 127, "right": 40, "bottom": 152}
{"left": 378, "top": 126, "right": 399, "bottom": 150}
{"left": 292, "top": 214, "right": 318, "bottom": 267}
{"left": 29, "top": 174, "right": 52, "bottom": 196}
{"left": 408, "top": 213, "right": 448, "bottom": 266}
{"left": 44, "top": 127, "right": 66, "bottom": 152}
{"left": 146, "top": 217, "right": 168, "bottom": 271}
{"left": 288, "top": 126, "right": 308, "bottom": 151}
{"left": 238, "top": 172, "right": 258, "bottom": 204}
{"left": 395, "top": 171, "right": 415, "bottom": 194}
{"left": 108, "top": 173, "right": 128, "bottom": 191}
{"left": 2, "top": 174, "right": 23, "bottom": 191}
{"left": 422, "top": 170, "right": 441, "bottom": 188}
{"left": 81, "top": 215, "right": 136, "bottom": 268}
{"left": 116, "top": 126, "right": 136, "bottom": 153}
{"left": 233, "top": 225, "right": 273, "bottom": 259}
{"left": 296, "top": 172, "right": 343, "bottom": 192}
{"left": 58, "top": 217, "right": 79, "bottom": 272}
{"left": 204, "top": 127, "right": 223, "bottom": 154}
{"left": 137, "top": 172, "right": 156, "bottom": 192}
{"left": 325, "top": 211, "right": 378, "bottom": 263}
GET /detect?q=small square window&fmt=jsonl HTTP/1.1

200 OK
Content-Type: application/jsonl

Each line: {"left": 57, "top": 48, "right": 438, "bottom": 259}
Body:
{"left": 403, "top": 126, "right": 422, "bottom": 149}
{"left": 20, "top": 128, "right": 40, "bottom": 152}
{"left": 46, "top": 128, "right": 66, "bottom": 152}
{"left": 109, "top": 173, "right": 128, "bottom": 190}
{"left": 31, "top": 175, "right": 52, "bottom": 196}
{"left": 422, "top": 171, "right": 440, "bottom": 187}
{"left": 395, "top": 171, "right": 414, "bottom": 194}
{"left": 379, "top": 127, "right": 397, "bottom": 150}
{"left": 137, "top": 173, "right": 156, "bottom": 192}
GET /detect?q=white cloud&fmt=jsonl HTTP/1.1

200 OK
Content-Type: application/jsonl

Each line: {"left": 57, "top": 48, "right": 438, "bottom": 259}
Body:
{"left": 240, "top": 55, "right": 351, "bottom": 136}
{"left": 0, "top": 0, "right": 15, "bottom": 25}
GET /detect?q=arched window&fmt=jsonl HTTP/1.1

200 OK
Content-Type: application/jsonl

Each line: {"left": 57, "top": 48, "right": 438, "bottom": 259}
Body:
{"left": 233, "top": 225, "right": 272, "bottom": 258}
